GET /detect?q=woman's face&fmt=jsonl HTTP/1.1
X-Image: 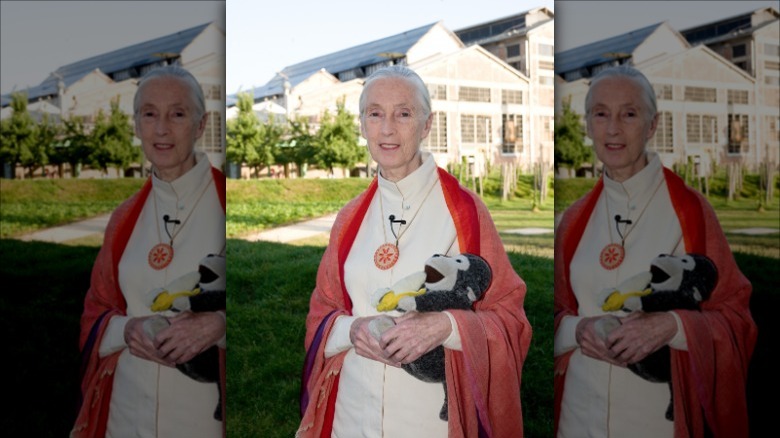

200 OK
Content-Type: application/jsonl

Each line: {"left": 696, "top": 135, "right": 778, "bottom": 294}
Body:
{"left": 361, "top": 77, "right": 432, "bottom": 182}
{"left": 135, "top": 76, "right": 206, "bottom": 181}
{"left": 586, "top": 76, "right": 658, "bottom": 182}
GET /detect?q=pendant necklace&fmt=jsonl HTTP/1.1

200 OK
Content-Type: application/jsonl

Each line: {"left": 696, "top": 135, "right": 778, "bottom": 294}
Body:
{"left": 374, "top": 178, "right": 439, "bottom": 270}
{"left": 148, "top": 177, "right": 213, "bottom": 270}
{"left": 599, "top": 179, "right": 664, "bottom": 270}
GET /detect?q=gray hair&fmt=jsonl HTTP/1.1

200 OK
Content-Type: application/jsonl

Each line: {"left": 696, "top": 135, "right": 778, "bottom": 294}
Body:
{"left": 585, "top": 65, "right": 657, "bottom": 121}
{"left": 133, "top": 65, "right": 205, "bottom": 120}
{"left": 359, "top": 66, "right": 431, "bottom": 120}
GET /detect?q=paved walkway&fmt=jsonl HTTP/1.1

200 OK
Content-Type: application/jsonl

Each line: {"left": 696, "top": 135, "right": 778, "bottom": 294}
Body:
{"left": 242, "top": 214, "right": 338, "bottom": 243}
{"left": 14, "top": 214, "right": 778, "bottom": 245}
{"left": 729, "top": 227, "right": 779, "bottom": 235}
{"left": 17, "top": 213, "right": 112, "bottom": 243}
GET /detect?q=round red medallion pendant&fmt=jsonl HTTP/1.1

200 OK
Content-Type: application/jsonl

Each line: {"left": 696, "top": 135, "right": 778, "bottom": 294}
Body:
{"left": 374, "top": 243, "right": 399, "bottom": 270}
{"left": 599, "top": 243, "right": 624, "bottom": 270}
{"left": 148, "top": 243, "right": 174, "bottom": 270}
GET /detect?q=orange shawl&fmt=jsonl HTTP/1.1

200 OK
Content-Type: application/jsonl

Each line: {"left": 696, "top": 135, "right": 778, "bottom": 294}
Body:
{"left": 553, "top": 169, "right": 757, "bottom": 437}
{"left": 298, "top": 168, "right": 532, "bottom": 437}
{"left": 71, "top": 168, "right": 227, "bottom": 438}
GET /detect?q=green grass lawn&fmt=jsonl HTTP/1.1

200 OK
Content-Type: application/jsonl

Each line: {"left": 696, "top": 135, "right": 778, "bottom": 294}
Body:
{"left": 225, "top": 240, "right": 554, "bottom": 437}
{"left": 0, "top": 178, "right": 144, "bottom": 237}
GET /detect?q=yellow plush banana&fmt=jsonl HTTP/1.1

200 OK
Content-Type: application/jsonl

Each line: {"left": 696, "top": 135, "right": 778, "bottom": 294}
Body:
{"left": 601, "top": 288, "right": 652, "bottom": 312}
{"left": 377, "top": 288, "right": 426, "bottom": 312}
{"left": 151, "top": 287, "right": 201, "bottom": 312}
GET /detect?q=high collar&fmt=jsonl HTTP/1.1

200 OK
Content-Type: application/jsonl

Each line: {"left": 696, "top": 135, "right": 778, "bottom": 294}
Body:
{"left": 152, "top": 150, "right": 212, "bottom": 200}
{"left": 603, "top": 151, "right": 663, "bottom": 200}
{"left": 377, "top": 151, "right": 438, "bottom": 199}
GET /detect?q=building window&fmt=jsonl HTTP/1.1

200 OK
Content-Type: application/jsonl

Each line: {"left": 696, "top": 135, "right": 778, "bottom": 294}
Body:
{"left": 538, "top": 43, "right": 554, "bottom": 57}
{"left": 461, "top": 114, "right": 491, "bottom": 144}
{"left": 649, "top": 111, "right": 673, "bottom": 153}
{"left": 501, "top": 114, "right": 523, "bottom": 154}
{"left": 507, "top": 44, "right": 520, "bottom": 58}
{"left": 687, "top": 115, "right": 701, "bottom": 143}
{"left": 727, "top": 114, "right": 749, "bottom": 154}
{"left": 199, "top": 111, "right": 223, "bottom": 153}
{"left": 732, "top": 44, "right": 747, "bottom": 58}
{"left": 727, "top": 89, "right": 749, "bottom": 105}
{"left": 428, "top": 84, "right": 447, "bottom": 100}
{"left": 538, "top": 76, "right": 554, "bottom": 86}
{"left": 502, "top": 89, "right": 522, "bottom": 104}
{"left": 702, "top": 115, "right": 718, "bottom": 144}
{"left": 113, "top": 70, "right": 132, "bottom": 81}
{"left": 542, "top": 116, "right": 554, "bottom": 142}
{"left": 686, "top": 114, "right": 718, "bottom": 144}
{"left": 765, "top": 61, "right": 780, "bottom": 71}
{"left": 422, "top": 112, "right": 447, "bottom": 153}
{"left": 654, "top": 84, "right": 672, "bottom": 100}
{"left": 768, "top": 116, "right": 780, "bottom": 142}
{"left": 204, "top": 84, "right": 222, "bottom": 100}
{"left": 538, "top": 60, "right": 554, "bottom": 71}
{"left": 684, "top": 87, "right": 717, "bottom": 103}
{"left": 458, "top": 86, "right": 491, "bottom": 102}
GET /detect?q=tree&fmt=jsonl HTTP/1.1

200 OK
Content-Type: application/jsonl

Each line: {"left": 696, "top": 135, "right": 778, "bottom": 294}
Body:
{"left": 286, "top": 115, "right": 317, "bottom": 178}
{"left": 226, "top": 92, "right": 261, "bottom": 175}
{"left": 254, "top": 114, "right": 284, "bottom": 177}
{"left": 554, "top": 97, "right": 592, "bottom": 175}
{"left": 61, "top": 115, "right": 94, "bottom": 177}
{"left": 0, "top": 92, "right": 36, "bottom": 179}
{"left": 314, "top": 99, "right": 364, "bottom": 177}
{"left": 26, "top": 113, "right": 60, "bottom": 178}
{"left": 89, "top": 97, "right": 137, "bottom": 176}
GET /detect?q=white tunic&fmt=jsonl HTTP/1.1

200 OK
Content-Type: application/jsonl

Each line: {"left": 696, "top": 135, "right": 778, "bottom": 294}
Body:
{"left": 556, "top": 153, "right": 688, "bottom": 438}
{"left": 326, "top": 153, "right": 462, "bottom": 438}
{"left": 99, "top": 152, "right": 225, "bottom": 438}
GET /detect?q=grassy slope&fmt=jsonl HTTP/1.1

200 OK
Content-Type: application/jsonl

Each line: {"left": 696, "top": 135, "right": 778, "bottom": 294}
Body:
{"left": 0, "top": 178, "right": 145, "bottom": 237}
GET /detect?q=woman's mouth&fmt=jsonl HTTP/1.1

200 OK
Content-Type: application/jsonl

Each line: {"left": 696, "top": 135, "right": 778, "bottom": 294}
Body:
{"left": 154, "top": 143, "right": 175, "bottom": 150}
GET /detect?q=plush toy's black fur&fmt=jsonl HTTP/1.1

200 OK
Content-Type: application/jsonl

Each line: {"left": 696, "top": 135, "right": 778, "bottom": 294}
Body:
{"left": 399, "top": 253, "right": 492, "bottom": 421}
{"left": 623, "top": 253, "right": 717, "bottom": 421}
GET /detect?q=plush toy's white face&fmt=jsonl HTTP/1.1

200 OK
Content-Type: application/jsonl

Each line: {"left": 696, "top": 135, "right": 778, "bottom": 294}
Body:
{"left": 424, "top": 254, "right": 471, "bottom": 292}
{"left": 199, "top": 254, "right": 226, "bottom": 291}
{"left": 650, "top": 254, "right": 695, "bottom": 293}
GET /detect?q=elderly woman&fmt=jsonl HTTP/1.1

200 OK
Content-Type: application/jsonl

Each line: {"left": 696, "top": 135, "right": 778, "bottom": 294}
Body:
{"left": 553, "top": 65, "right": 757, "bottom": 437}
{"left": 298, "top": 66, "right": 531, "bottom": 437}
{"left": 72, "top": 66, "right": 226, "bottom": 438}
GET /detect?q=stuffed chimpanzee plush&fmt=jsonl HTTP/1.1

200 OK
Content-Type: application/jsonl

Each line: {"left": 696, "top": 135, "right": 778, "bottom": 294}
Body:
{"left": 369, "top": 253, "right": 492, "bottom": 421}
{"left": 597, "top": 253, "right": 718, "bottom": 421}
{"left": 143, "top": 253, "right": 226, "bottom": 421}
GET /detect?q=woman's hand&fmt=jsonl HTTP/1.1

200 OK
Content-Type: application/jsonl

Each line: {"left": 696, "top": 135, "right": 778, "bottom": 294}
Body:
{"left": 350, "top": 316, "right": 402, "bottom": 367}
{"left": 124, "top": 316, "right": 175, "bottom": 367}
{"left": 379, "top": 311, "right": 451, "bottom": 365}
{"left": 154, "top": 311, "right": 226, "bottom": 365}
{"left": 606, "top": 311, "right": 677, "bottom": 364}
{"left": 575, "top": 316, "right": 626, "bottom": 366}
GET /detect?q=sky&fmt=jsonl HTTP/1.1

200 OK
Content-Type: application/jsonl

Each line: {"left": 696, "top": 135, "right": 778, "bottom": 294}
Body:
{"left": 0, "top": 1, "right": 225, "bottom": 95}
{"left": 555, "top": 1, "right": 779, "bottom": 52}
{"left": 226, "top": 0, "right": 554, "bottom": 95}
{"left": 2, "top": 1, "right": 777, "bottom": 98}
